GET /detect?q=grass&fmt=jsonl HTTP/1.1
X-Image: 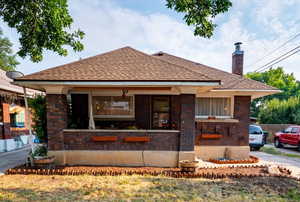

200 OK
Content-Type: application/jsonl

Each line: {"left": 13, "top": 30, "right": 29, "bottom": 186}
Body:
{"left": 260, "top": 147, "right": 300, "bottom": 159}
{"left": 0, "top": 175, "right": 300, "bottom": 201}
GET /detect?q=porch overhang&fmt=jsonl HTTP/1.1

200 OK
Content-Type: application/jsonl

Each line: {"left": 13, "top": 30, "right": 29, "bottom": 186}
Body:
{"left": 13, "top": 80, "right": 221, "bottom": 91}
{"left": 209, "top": 89, "right": 282, "bottom": 99}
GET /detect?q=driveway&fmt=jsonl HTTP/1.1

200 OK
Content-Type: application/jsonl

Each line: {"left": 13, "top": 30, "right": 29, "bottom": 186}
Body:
{"left": 0, "top": 146, "right": 31, "bottom": 174}
{"left": 251, "top": 150, "right": 300, "bottom": 178}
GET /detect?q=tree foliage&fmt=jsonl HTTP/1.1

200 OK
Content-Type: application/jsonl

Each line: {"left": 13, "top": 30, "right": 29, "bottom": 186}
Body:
{"left": 166, "top": 0, "right": 232, "bottom": 38}
{"left": 0, "top": 0, "right": 84, "bottom": 62}
{"left": 0, "top": 29, "right": 19, "bottom": 71}
{"left": 28, "top": 95, "right": 47, "bottom": 142}
{"left": 246, "top": 67, "right": 300, "bottom": 117}
{"left": 258, "top": 97, "right": 300, "bottom": 124}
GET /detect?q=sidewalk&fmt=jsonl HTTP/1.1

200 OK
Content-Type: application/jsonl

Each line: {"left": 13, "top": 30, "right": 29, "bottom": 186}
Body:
{"left": 0, "top": 145, "right": 31, "bottom": 174}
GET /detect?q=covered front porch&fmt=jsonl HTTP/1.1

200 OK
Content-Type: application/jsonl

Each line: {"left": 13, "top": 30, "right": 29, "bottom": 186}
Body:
{"left": 46, "top": 86, "right": 203, "bottom": 167}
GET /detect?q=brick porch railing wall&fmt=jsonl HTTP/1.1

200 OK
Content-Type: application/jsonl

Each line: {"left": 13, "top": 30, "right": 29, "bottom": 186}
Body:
{"left": 63, "top": 131, "right": 180, "bottom": 151}
{"left": 195, "top": 96, "right": 251, "bottom": 146}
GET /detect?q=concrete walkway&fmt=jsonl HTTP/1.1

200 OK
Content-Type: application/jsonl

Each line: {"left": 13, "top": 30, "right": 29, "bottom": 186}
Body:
{"left": 251, "top": 151, "right": 300, "bottom": 178}
{"left": 0, "top": 146, "right": 31, "bottom": 174}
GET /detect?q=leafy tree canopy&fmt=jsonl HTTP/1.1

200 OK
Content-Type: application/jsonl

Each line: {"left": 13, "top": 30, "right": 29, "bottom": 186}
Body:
{"left": 166, "top": 0, "right": 232, "bottom": 38}
{"left": 0, "top": 0, "right": 84, "bottom": 62}
{"left": 258, "top": 96, "right": 300, "bottom": 124}
{"left": 245, "top": 67, "right": 300, "bottom": 117}
{"left": 0, "top": 29, "right": 19, "bottom": 71}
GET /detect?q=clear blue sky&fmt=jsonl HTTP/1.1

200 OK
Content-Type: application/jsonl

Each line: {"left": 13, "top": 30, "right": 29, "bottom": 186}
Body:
{"left": 1, "top": 0, "right": 300, "bottom": 79}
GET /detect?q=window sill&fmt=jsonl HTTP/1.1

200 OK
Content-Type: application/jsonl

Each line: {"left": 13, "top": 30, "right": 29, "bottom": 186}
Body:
{"left": 196, "top": 119, "right": 239, "bottom": 123}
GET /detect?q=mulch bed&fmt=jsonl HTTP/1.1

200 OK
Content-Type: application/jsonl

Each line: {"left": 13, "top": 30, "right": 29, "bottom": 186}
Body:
{"left": 5, "top": 165, "right": 299, "bottom": 181}
{"left": 208, "top": 155, "right": 259, "bottom": 164}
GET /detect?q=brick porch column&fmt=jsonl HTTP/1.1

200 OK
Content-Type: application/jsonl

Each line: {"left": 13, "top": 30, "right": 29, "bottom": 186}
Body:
{"left": 234, "top": 96, "right": 251, "bottom": 145}
{"left": 178, "top": 94, "right": 196, "bottom": 161}
{"left": 46, "top": 94, "right": 68, "bottom": 150}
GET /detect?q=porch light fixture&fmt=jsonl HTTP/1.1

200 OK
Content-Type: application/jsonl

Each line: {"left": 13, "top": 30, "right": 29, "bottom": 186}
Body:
{"left": 122, "top": 88, "right": 129, "bottom": 98}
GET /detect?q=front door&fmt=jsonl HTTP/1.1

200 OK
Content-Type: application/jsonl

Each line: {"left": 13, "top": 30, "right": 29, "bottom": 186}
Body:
{"left": 152, "top": 96, "right": 170, "bottom": 129}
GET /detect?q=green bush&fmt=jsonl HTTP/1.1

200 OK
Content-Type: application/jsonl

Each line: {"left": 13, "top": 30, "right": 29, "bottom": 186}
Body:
{"left": 258, "top": 96, "right": 300, "bottom": 124}
{"left": 28, "top": 95, "right": 47, "bottom": 142}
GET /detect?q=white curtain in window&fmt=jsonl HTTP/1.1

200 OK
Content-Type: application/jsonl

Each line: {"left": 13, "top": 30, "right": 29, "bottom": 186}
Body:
{"left": 196, "top": 97, "right": 231, "bottom": 117}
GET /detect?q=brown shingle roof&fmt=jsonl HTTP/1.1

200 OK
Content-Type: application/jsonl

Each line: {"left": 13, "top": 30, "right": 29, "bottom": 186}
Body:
{"left": 152, "top": 52, "right": 277, "bottom": 90}
{"left": 16, "top": 47, "right": 217, "bottom": 82}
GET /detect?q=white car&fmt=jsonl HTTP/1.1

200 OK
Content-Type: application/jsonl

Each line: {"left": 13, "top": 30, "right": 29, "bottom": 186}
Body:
{"left": 249, "top": 125, "right": 267, "bottom": 151}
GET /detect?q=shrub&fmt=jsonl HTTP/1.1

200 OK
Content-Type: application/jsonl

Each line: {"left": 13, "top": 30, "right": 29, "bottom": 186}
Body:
{"left": 28, "top": 95, "right": 47, "bottom": 142}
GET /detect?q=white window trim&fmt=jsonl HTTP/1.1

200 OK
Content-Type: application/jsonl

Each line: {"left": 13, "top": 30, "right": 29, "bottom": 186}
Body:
{"left": 92, "top": 94, "right": 135, "bottom": 119}
{"left": 195, "top": 96, "right": 234, "bottom": 119}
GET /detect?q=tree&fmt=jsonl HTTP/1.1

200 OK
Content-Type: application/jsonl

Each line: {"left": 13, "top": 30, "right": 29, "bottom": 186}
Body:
{"left": 246, "top": 67, "right": 300, "bottom": 117}
{"left": 0, "top": 29, "right": 19, "bottom": 71}
{"left": 166, "top": 0, "right": 232, "bottom": 38}
{"left": 258, "top": 96, "right": 300, "bottom": 124}
{"left": 0, "top": 0, "right": 84, "bottom": 62}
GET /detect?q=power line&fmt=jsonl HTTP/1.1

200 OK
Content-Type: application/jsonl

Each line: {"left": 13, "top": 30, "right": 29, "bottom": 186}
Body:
{"left": 254, "top": 45, "right": 300, "bottom": 72}
{"left": 256, "top": 48, "right": 300, "bottom": 72}
{"left": 248, "top": 32, "right": 300, "bottom": 68}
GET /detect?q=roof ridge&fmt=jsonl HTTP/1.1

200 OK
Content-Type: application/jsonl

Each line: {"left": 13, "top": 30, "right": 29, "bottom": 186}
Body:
{"left": 153, "top": 51, "right": 241, "bottom": 78}
{"left": 129, "top": 48, "right": 217, "bottom": 81}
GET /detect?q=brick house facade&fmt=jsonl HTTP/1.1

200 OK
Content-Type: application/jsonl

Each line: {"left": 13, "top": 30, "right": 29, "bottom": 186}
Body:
{"left": 14, "top": 44, "right": 279, "bottom": 166}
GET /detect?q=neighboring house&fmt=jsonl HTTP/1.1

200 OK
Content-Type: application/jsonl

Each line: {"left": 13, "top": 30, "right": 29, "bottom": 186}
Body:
{"left": 13, "top": 43, "right": 280, "bottom": 167}
{"left": 0, "top": 70, "right": 38, "bottom": 152}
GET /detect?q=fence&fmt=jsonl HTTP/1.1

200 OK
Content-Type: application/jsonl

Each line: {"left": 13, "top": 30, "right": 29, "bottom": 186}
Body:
{"left": 258, "top": 124, "right": 292, "bottom": 143}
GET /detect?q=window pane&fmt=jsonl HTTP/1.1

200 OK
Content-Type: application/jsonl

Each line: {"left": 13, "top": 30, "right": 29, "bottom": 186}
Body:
{"left": 196, "top": 97, "right": 231, "bottom": 117}
{"left": 93, "top": 96, "right": 133, "bottom": 117}
{"left": 153, "top": 96, "right": 169, "bottom": 112}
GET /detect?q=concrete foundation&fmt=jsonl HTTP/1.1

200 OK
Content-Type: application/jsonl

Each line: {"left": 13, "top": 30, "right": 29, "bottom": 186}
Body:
{"left": 195, "top": 146, "right": 250, "bottom": 160}
{"left": 48, "top": 150, "right": 195, "bottom": 167}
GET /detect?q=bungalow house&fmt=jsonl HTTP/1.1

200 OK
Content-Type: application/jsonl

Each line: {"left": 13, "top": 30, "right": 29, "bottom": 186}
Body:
{"left": 13, "top": 43, "right": 279, "bottom": 167}
{"left": 0, "top": 69, "right": 37, "bottom": 152}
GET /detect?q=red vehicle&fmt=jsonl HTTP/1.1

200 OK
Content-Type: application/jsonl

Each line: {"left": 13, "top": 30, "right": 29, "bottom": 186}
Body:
{"left": 274, "top": 126, "right": 300, "bottom": 151}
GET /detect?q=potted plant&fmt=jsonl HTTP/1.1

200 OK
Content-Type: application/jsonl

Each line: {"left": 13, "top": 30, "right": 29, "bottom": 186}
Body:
{"left": 179, "top": 160, "right": 199, "bottom": 168}
{"left": 30, "top": 145, "right": 55, "bottom": 167}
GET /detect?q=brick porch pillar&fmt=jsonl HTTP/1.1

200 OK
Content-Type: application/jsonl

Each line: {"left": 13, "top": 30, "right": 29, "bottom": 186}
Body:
{"left": 46, "top": 94, "right": 68, "bottom": 150}
{"left": 234, "top": 96, "right": 251, "bottom": 145}
{"left": 178, "top": 94, "right": 196, "bottom": 161}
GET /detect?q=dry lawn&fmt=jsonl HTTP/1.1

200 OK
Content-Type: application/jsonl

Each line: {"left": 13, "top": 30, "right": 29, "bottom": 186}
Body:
{"left": 0, "top": 175, "right": 300, "bottom": 201}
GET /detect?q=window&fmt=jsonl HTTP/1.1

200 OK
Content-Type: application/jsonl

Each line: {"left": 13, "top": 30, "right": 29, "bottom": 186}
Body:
{"left": 196, "top": 97, "right": 231, "bottom": 118}
{"left": 249, "top": 125, "right": 262, "bottom": 134}
{"left": 284, "top": 127, "right": 293, "bottom": 133}
{"left": 9, "top": 105, "right": 25, "bottom": 127}
{"left": 291, "top": 127, "right": 299, "bottom": 133}
{"left": 92, "top": 96, "right": 134, "bottom": 118}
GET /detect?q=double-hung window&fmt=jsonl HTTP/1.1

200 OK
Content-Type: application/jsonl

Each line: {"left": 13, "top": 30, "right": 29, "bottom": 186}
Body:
{"left": 196, "top": 97, "right": 231, "bottom": 118}
{"left": 92, "top": 96, "right": 134, "bottom": 118}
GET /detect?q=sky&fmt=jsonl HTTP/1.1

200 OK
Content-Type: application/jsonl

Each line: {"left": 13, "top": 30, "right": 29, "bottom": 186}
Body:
{"left": 1, "top": 0, "right": 300, "bottom": 80}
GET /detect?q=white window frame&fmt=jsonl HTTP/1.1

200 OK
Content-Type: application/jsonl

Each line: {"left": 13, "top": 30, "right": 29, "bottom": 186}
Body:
{"left": 92, "top": 94, "right": 135, "bottom": 119}
{"left": 195, "top": 96, "right": 233, "bottom": 119}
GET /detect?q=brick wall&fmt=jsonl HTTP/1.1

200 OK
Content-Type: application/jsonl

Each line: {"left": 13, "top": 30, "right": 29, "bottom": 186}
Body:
{"left": 63, "top": 131, "right": 180, "bottom": 151}
{"left": 47, "top": 94, "right": 68, "bottom": 150}
{"left": 195, "top": 96, "right": 251, "bottom": 146}
{"left": 179, "top": 94, "right": 195, "bottom": 151}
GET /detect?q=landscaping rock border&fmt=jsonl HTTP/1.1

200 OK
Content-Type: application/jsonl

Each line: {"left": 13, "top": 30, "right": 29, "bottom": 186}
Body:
{"left": 5, "top": 164, "right": 300, "bottom": 181}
